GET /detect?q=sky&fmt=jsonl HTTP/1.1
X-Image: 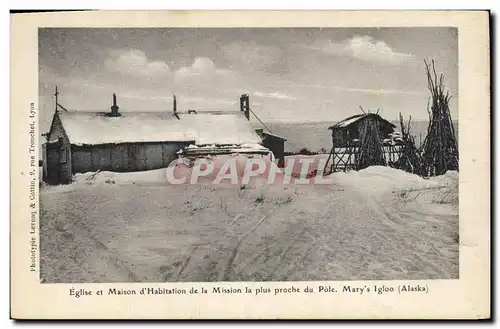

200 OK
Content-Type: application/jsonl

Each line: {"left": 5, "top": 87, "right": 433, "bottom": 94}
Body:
{"left": 39, "top": 27, "right": 458, "bottom": 132}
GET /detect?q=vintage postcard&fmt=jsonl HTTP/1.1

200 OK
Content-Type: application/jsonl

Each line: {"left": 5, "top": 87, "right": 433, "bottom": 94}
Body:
{"left": 10, "top": 10, "right": 490, "bottom": 319}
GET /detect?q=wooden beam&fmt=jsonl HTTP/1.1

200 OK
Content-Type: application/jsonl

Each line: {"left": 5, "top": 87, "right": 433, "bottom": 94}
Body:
{"left": 54, "top": 86, "right": 59, "bottom": 112}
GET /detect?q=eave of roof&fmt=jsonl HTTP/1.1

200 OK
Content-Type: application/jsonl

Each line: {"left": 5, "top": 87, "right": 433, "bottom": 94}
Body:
{"left": 262, "top": 131, "right": 287, "bottom": 141}
{"left": 328, "top": 113, "right": 396, "bottom": 130}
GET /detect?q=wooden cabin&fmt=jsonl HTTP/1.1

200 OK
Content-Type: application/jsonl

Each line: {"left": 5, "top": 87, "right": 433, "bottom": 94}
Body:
{"left": 44, "top": 110, "right": 195, "bottom": 185}
{"left": 328, "top": 113, "right": 396, "bottom": 148}
{"left": 43, "top": 93, "right": 273, "bottom": 185}
{"left": 324, "top": 112, "right": 399, "bottom": 173}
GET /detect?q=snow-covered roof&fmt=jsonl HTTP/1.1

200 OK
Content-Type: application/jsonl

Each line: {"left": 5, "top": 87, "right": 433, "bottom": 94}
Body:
{"left": 57, "top": 111, "right": 262, "bottom": 146}
{"left": 178, "top": 112, "right": 262, "bottom": 145}
{"left": 328, "top": 113, "right": 396, "bottom": 130}
{"left": 57, "top": 112, "right": 196, "bottom": 145}
{"left": 255, "top": 128, "right": 287, "bottom": 141}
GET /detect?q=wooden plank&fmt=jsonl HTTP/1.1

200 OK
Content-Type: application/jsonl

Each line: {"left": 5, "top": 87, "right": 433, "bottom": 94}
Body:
{"left": 127, "top": 144, "right": 139, "bottom": 171}
{"left": 72, "top": 147, "right": 92, "bottom": 174}
{"left": 91, "top": 147, "right": 100, "bottom": 172}
{"left": 110, "top": 144, "right": 128, "bottom": 171}
{"left": 162, "top": 143, "right": 183, "bottom": 167}
{"left": 101, "top": 145, "right": 112, "bottom": 171}
{"left": 145, "top": 144, "right": 163, "bottom": 170}
{"left": 137, "top": 144, "right": 148, "bottom": 171}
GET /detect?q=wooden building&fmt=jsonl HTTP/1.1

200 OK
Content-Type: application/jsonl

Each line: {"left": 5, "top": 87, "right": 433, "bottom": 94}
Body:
{"left": 44, "top": 112, "right": 194, "bottom": 185}
{"left": 328, "top": 113, "right": 396, "bottom": 148}
{"left": 43, "top": 93, "right": 272, "bottom": 185}
{"left": 255, "top": 129, "right": 286, "bottom": 168}
{"left": 324, "top": 112, "right": 400, "bottom": 173}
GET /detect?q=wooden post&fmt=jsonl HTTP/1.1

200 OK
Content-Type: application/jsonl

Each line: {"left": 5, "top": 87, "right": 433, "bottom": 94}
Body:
{"left": 54, "top": 86, "right": 59, "bottom": 112}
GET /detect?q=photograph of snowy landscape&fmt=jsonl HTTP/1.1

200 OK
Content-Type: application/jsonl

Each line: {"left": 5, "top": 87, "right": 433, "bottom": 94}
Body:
{"left": 38, "top": 27, "right": 459, "bottom": 283}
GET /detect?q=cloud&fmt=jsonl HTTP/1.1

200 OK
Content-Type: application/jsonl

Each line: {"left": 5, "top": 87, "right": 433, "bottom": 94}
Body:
{"left": 174, "top": 57, "right": 237, "bottom": 84}
{"left": 174, "top": 57, "right": 216, "bottom": 80}
{"left": 317, "top": 35, "right": 415, "bottom": 64}
{"left": 254, "top": 91, "right": 296, "bottom": 101}
{"left": 105, "top": 49, "right": 171, "bottom": 78}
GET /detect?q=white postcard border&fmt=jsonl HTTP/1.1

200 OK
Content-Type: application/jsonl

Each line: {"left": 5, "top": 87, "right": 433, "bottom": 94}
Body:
{"left": 10, "top": 10, "right": 490, "bottom": 319}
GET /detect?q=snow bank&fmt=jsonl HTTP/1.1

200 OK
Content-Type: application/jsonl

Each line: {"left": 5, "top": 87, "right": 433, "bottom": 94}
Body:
{"left": 428, "top": 170, "right": 459, "bottom": 185}
{"left": 65, "top": 163, "right": 458, "bottom": 195}
{"left": 73, "top": 168, "right": 170, "bottom": 185}
{"left": 325, "top": 166, "right": 459, "bottom": 206}
{"left": 426, "top": 171, "right": 459, "bottom": 204}
{"left": 70, "top": 153, "right": 276, "bottom": 186}
{"left": 328, "top": 166, "right": 441, "bottom": 192}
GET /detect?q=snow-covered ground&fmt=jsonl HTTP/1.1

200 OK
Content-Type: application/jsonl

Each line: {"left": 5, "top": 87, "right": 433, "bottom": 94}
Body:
{"left": 39, "top": 162, "right": 458, "bottom": 283}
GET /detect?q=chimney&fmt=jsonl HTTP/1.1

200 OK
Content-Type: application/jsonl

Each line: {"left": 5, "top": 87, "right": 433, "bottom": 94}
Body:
{"left": 110, "top": 93, "right": 120, "bottom": 117}
{"left": 240, "top": 94, "right": 250, "bottom": 120}
{"left": 172, "top": 95, "right": 179, "bottom": 119}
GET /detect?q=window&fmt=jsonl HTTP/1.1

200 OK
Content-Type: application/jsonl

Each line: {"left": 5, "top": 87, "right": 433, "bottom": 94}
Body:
{"left": 60, "top": 146, "right": 68, "bottom": 164}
